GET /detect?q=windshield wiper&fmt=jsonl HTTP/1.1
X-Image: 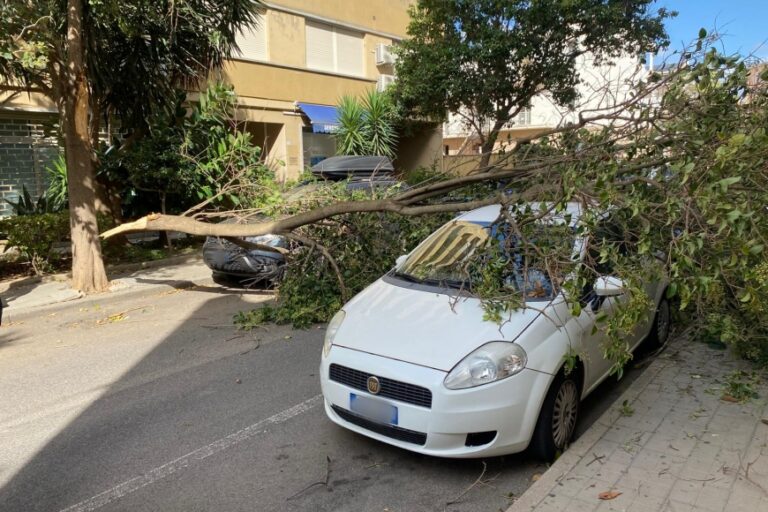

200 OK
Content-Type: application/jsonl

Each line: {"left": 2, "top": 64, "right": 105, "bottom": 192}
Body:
{"left": 393, "top": 271, "right": 426, "bottom": 284}
{"left": 393, "top": 271, "right": 467, "bottom": 289}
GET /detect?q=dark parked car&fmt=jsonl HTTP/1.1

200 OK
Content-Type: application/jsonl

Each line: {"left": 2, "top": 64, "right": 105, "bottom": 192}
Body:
{"left": 203, "top": 156, "right": 403, "bottom": 286}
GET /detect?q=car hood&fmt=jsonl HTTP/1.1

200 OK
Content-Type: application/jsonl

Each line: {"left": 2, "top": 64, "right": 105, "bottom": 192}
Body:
{"left": 333, "top": 276, "right": 541, "bottom": 372}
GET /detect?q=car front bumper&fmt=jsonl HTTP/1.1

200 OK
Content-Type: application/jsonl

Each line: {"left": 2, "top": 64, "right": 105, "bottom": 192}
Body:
{"left": 320, "top": 345, "right": 554, "bottom": 458}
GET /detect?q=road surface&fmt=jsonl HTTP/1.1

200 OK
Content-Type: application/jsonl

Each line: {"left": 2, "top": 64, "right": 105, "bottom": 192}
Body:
{"left": 0, "top": 283, "right": 647, "bottom": 512}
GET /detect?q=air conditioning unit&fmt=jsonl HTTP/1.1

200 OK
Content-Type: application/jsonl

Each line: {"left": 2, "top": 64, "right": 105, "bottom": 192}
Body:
{"left": 375, "top": 43, "right": 395, "bottom": 66}
{"left": 376, "top": 74, "right": 395, "bottom": 92}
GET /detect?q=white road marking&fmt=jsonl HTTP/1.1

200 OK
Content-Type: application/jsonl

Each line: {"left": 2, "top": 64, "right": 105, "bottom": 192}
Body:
{"left": 59, "top": 394, "right": 323, "bottom": 512}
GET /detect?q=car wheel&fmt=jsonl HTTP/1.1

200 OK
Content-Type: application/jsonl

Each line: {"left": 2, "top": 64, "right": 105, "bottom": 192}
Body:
{"left": 530, "top": 371, "right": 580, "bottom": 461}
{"left": 646, "top": 296, "right": 670, "bottom": 349}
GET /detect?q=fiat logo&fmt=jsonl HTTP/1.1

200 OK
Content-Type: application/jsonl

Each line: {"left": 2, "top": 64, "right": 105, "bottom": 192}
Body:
{"left": 367, "top": 376, "right": 381, "bottom": 394}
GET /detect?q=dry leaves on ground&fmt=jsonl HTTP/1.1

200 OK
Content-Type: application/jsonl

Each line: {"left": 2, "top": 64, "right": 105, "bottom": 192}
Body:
{"left": 598, "top": 490, "right": 622, "bottom": 500}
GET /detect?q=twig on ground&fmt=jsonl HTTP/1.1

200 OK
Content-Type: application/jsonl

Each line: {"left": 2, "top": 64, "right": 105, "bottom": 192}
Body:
{"left": 446, "top": 461, "right": 488, "bottom": 506}
{"left": 286, "top": 455, "right": 332, "bottom": 500}
{"left": 239, "top": 339, "right": 261, "bottom": 355}
{"left": 744, "top": 457, "right": 768, "bottom": 496}
{"left": 587, "top": 453, "right": 606, "bottom": 466}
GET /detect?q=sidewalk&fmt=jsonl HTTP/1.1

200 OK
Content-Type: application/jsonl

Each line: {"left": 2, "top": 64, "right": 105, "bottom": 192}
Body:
{"left": 0, "top": 254, "right": 215, "bottom": 319}
{"left": 509, "top": 337, "right": 768, "bottom": 512}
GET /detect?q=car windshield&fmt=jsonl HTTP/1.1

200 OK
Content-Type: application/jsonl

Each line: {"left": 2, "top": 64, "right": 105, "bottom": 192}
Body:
{"left": 394, "top": 220, "right": 576, "bottom": 300}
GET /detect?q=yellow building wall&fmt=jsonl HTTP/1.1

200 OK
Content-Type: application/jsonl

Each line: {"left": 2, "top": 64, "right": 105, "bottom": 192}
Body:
{"left": 271, "top": 0, "right": 412, "bottom": 37}
{"left": 0, "top": 89, "right": 56, "bottom": 112}
{"left": 266, "top": 10, "right": 306, "bottom": 68}
{"left": 222, "top": 61, "right": 375, "bottom": 106}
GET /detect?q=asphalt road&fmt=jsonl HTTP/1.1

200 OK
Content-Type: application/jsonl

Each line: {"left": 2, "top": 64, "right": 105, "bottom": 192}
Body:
{"left": 0, "top": 283, "right": 648, "bottom": 512}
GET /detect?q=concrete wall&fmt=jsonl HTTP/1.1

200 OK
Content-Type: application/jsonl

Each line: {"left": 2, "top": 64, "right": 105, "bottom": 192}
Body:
{"left": 396, "top": 124, "right": 443, "bottom": 172}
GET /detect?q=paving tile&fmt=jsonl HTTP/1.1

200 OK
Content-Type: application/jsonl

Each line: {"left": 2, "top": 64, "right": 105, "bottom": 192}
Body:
{"left": 572, "top": 478, "right": 616, "bottom": 503}
{"left": 692, "top": 485, "right": 729, "bottom": 512}
{"left": 667, "top": 478, "right": 705, "bottom": 506}
{"left": 506, "top": 338, "right": 768, "bottom": 512}
{"left": 662, "top": 498, "right": 697, "bottom": 512}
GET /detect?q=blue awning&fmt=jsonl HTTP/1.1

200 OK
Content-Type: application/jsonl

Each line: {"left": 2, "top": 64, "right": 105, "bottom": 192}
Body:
{"left": 297, "top": 102, "right": 338, "bottom": 134}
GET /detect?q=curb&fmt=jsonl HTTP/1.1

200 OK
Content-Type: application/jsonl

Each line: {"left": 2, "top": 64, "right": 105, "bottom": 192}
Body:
{"left": 6, "top": 273, "right": 216, "bottom": 322}
{"left": 2, "top": 255, "right": 216, "bottom": 321}
{"left": 506, "top": 349, "right": 672, "bottom": 511}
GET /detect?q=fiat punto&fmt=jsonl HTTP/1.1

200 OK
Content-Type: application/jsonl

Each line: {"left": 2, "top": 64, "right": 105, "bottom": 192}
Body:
{"left": 319, "top": 203, "right": 669, "bottom": 460}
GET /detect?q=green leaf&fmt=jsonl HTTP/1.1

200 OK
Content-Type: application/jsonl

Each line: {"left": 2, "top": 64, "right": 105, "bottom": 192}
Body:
{"left": 666, "top": 283, "right": 678, "bottom": 299}
{"left": 718, "top": 176, "right": 741, "bottom": 193}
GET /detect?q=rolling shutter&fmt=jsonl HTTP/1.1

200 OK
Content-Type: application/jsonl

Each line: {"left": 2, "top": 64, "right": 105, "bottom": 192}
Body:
{"left": 335, "top": 27, "right": 363, "bottom": 76}
{"left": 235, "top": 14, "right": 268, "bottom": 61}
{"left": 306, "top": 21, "right": 335, "bottom": 72}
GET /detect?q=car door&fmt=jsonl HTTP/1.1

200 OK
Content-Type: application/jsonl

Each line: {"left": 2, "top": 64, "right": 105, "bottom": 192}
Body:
{"left": 577, "top": 218, "right": 629, "bottom": 394}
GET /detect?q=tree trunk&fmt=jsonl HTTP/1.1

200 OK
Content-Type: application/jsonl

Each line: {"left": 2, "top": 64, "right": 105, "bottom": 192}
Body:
{"left": 64, "top": 0, "right": 110, "bottom": 293}
{"left": 479, "top": 119, "right": 506, "bottom": 170}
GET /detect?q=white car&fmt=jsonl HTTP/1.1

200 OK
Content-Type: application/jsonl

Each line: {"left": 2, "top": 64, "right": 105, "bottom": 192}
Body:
{"left": 319, "top": 203, "right": 669, "bottom": 460}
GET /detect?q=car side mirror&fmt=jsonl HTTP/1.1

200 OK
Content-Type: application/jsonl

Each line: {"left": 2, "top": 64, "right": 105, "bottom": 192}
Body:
{"left": 395, "top": 255, "right": 407, "bottom": 267}
{"left": 594, "top": 276, "right": 625, "bottom": 297}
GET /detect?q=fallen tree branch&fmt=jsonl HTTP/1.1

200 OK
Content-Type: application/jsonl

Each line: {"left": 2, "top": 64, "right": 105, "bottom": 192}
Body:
{"left": 283, "top": 232, "right": 349, "bottom": 302}
{"left": 223, "top": 236, "right": 289, "bottom": 255}
{"left": 100, "top": 195, "right": 504, "bottom": 240}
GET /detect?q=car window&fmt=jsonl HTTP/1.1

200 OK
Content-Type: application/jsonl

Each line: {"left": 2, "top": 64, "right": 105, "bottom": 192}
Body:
{"left": 394, "top": 220, "right": 575, "bottom": 300}
{"left": 587, "top": 216, "right": 637, "bottom": 275}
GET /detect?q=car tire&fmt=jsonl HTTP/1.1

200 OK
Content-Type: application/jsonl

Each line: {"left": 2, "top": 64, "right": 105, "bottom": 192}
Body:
{"left": 529, "top": 370, "right": 580, "bottom": 461}
{"left": 646, "top": 296, "right": 671, "bottom": 349}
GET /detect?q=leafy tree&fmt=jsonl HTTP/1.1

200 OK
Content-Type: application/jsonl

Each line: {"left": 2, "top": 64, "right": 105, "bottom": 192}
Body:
{"left": 335, "top": 90, "right": 398, "bottom": 158}
{"left": 392, "top": 0, "right": 672, "bottom": 167}
{"left": 105, "top": 41, "right": 768, "bottom": 368}
{"left": 0, "top": 0, "right": 263, "bottom": 292}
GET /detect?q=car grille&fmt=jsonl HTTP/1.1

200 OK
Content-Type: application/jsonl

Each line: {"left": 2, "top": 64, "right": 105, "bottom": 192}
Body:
{"left": 332, "top": 405, "right": 427, "bottom": 446}
{"left": 329, "top": 364, "right": 433, "bottom": 408}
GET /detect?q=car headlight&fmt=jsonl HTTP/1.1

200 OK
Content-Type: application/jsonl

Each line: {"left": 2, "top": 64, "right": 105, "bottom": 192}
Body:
{"left": 444, "top": 342, "right": 527, "bottom": 390}
{"left": 323, "top": 310, "right": 346, "bottom": 357}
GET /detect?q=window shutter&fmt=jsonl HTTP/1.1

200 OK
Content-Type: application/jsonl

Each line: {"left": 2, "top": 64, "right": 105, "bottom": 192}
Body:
{"left": 335, "top": 27, "right": 363, "bottom": 77}
{"left": 235, "top": 14, "right": 267, "bottom": 61}
{"left": 306, "top": 21, "right": 335, "bottom": 72}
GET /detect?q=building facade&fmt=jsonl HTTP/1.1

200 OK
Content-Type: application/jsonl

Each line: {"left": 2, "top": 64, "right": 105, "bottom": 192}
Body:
{"left": 223, "top": 0, "right": 417, "bottom": 179}
{"left": 0, "top": 0, "right": 445, "bottom": 216}
{"left": 441, "top": 54, "right": 644, "bottom": 161}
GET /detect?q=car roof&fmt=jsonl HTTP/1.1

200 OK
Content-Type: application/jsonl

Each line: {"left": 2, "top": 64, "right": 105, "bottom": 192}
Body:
{"left": 456, "top": 202, "right": 586, "bottom": 226}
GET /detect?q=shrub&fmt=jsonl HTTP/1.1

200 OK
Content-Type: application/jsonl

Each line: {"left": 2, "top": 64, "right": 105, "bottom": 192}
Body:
{"left": 0, "top": 211, "right": 70, "bottom": 274}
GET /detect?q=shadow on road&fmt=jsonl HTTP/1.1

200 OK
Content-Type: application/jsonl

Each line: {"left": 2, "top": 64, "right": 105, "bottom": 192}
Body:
{"left": 0, "top": 287, "right": 658, "bottom": 512}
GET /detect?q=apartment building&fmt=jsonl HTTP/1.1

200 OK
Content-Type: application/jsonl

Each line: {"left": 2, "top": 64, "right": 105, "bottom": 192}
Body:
{"left": 442, "top": 54, "right": 644, "bottom": 159}
{"left": 223, "top": 0, "right": 434, "bottom": 179}
{"left": 0, "top": 0, "right": 442, "bottom": 215}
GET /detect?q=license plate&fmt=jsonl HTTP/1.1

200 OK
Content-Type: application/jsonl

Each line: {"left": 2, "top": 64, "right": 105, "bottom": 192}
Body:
{"left": 350, "top": 393, "right": 398, "bottom": 425}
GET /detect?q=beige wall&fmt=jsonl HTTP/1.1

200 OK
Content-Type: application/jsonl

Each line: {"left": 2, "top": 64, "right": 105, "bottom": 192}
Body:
{"left": 266, "top": 10, "right": 306, "bottom": 68}
{"left": 0, "top": 89, "right": 56, "bottom": 112}
{"left": 270, "top": 0, "right": 412, "bottom": 37}
{"left": 396, "top": 125, "right": 443, "bottom": 172}
{"left": 222, "top": 60, "right": 375, "bottom": 106}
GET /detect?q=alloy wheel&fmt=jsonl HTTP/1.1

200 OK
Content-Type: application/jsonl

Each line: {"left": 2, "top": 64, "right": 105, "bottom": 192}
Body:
{"left": 552, "top": 379, "right": 579, "bottom": 448}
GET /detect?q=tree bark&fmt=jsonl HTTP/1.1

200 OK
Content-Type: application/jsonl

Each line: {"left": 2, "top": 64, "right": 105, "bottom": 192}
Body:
{"left": 64, "top": 0, "right": 110, "bottom": 293}
{"left": 478, "top": 119, "right": 506, "bottom": 170}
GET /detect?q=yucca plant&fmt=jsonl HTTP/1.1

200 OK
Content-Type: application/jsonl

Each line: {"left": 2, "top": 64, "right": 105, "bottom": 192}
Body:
{"left": 334, "top": 95, "right": 369, "bottom": 156}
{"left": 362, "top": 89, "right": 398, "bottom": 158}
{"left": 44, "top": 155, "right": 68, "bottom": 212}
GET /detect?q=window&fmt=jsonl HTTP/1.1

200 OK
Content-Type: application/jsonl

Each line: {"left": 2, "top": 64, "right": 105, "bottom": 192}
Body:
{"left": 502, "top": 108, "right": 532, "bottom": 129}
{"left": 305, "top": 21, "right": 363, "bottom": 77}
{"left": 235, "top": 14, "right": 268, "bottom": 61}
